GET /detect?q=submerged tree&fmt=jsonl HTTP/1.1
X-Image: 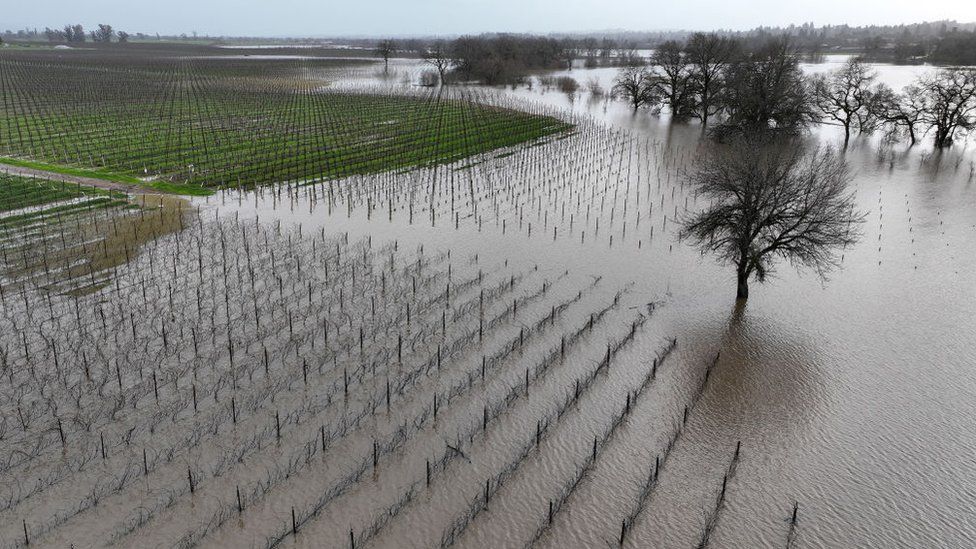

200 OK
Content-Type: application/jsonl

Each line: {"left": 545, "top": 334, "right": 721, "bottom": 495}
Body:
{"left": 811, "top": 57, "right": 877, "bottom": 147}
{"left": 681, "top": 139, "right": 863, "bottom": 300}
{"left": 612, "top": 66, "right": 659, "bottom": 111}
{"left": 717, "top": 39, "right": 812, "bottom": 137}
{"left": 916, "top": 68, "right": 976, "bottom": 148}
{"left": 868, "top": 83, "right": 926, "bottom": 145}
{"left": 375, "top": 39, "right": 397, "bottom": 71}
{"left": 650, "top": 40, "right": 694, "bottom": 118}
{"left": 686, "top": 32, "right": 738, "bottom": 126}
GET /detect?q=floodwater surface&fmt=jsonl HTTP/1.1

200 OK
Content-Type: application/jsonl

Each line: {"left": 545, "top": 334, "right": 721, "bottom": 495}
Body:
{"left": 0, "top": 55, "right": 974, "bottom": 549}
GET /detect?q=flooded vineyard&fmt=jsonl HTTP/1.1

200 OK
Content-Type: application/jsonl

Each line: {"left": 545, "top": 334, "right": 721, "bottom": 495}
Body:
{"left": 1, "top": 46, "right": 975, "bottom": 549}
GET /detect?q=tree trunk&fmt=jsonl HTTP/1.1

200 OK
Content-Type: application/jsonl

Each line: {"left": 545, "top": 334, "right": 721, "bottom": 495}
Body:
{"left": 843, "top": 124, "right": 850, "bottom": 148}
{"left": 736, "top": 270, "right": 749, "bottom": 300}
{"left": 700, "top": 92, "right": 709, "bottom": 126}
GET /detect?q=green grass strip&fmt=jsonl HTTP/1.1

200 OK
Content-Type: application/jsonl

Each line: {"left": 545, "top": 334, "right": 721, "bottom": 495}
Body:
{"left": 0, "top": 157, "right": 214, "bottom": 196}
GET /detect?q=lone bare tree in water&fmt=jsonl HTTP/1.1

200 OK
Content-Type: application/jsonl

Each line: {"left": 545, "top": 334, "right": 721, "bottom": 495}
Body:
{"left": 375, "top": 39, "right": 397, "bottom": 71}
{"left": 681, "top": 140, "right": 863, "bottom": 301}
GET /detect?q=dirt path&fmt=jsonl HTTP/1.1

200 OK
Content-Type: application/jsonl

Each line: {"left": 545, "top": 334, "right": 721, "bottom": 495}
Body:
{"left": 0, "top": 164, "right": 162, "bottom": 195}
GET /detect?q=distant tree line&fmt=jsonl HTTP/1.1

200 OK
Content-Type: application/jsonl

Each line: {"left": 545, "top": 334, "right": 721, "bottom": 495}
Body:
{"left": 606, "top": 35, "right": 976, "bottom": 148}
{"left": 376, "top": 34, "right": 649, "bottom": 86}
{"left": 375, "top": 19, "right": 976, "bottom": 65}
{"left": 927, "top": 32, "right": 976, "bottom": 65}
{"left": 4, "top": 27, "right": 146, "bottom": 43}
{"left": 30, "top": 24, "right": 130, "bottom": 44}
{"left": 557, "top": 21, "right": 976, "bottom": 65}
{"left": 369, "top": 32, "right": 975, "bottom": 147}
{"left": 377, "top": 22, "right": 976, "bottom": 90}
{"left": 45, "top": 25, "right": 85, "bottom": 43}
{"left": 729, "top": 21, "right": 976, "bottom": 65}
{"left": 376, "top": 35, "right": 579, "bottom": 85}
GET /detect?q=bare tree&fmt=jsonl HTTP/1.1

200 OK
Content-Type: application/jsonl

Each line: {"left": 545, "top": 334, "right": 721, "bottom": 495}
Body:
{"left": 916, "top": 68, "right": 976, "bottom": 148}
{"left": 811, "top": 57, "right": 877, "bottom": 147}
{"left": 681, "top": 139, "right": 863, "bottom": 300}
{"left": 117, "top": 31, "right": 129, "bottom": 43}
{"left": 375, "top": 39, "right": 397, "bottom": 71}
{"left": 422, "top": 40, "right": 452, "bottom": 85}
{"left": 612, "top": 66, "right": 659, "bottom": 111}
{"left": 686, "top": 32, "right": 738, "bottom": 126}
{"left": 868, "top": 83, "right": 925, "bottom": 145}
{"left": 651, "top": 40, "right": 694, "bottom": 118}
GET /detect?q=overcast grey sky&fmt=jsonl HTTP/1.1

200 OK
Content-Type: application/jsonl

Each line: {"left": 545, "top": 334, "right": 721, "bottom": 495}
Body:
{"left": 5, "top": 0, "right": 976, "bottom": 37}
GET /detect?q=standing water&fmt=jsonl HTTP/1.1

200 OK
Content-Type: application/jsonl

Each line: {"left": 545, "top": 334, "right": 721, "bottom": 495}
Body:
{"left": 0, "top": 51, "right": 974, "bottom": 549}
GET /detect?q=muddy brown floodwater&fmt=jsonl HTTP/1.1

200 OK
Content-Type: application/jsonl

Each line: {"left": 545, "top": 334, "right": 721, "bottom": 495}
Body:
{"left": 1, "top": 56, "right": 974, "bottom": 549}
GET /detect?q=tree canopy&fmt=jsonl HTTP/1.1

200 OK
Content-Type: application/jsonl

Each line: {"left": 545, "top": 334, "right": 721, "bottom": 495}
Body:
{"left": 681, "top": 139, "right": 863, "bottom": 300}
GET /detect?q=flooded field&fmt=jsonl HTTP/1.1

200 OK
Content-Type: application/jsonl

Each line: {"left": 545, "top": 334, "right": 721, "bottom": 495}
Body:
{"left": 0, "top": 48, "right": 974, "bottom": 549}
